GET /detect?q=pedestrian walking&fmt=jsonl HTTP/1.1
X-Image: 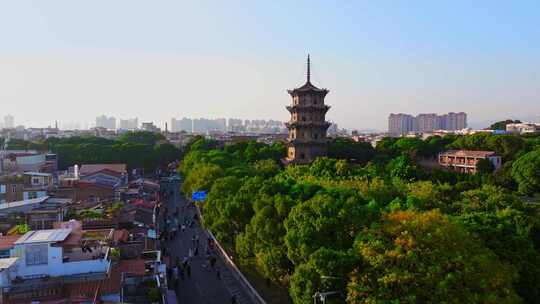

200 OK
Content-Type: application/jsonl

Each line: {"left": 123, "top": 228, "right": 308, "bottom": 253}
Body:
{"left": 210, "top": 256, "right": 217, "bottom": 269}
{"left": 181, "top": 224, "right": 186, "bottom": 232}
{"left": 195, "top": 234, "right": 200, "bottom": 246}
{"left": 167, "top": 266, "right": 172, "bottom": 284}
{"left": 191, "top": 235, "right": 196, "bottom": 245}
{"left": 173, "top": 265, "right": 178, "bottom": 281}
{"left": 194, "top": 246, "right": 199, "bottom": 256}
{"left": 216, "top": 266, "right": 221, "bottom": 279}
{"left": 179, "top": 266, "right": 185, "bottom": 280}
{"left": 186, "top": 263, "right": 191, "bottom": 277}
{"left": 203, "top": 254, "right": 210, "bottom": 269}
{"left": 189, "top": 248, "right": 193, "bottom": 258}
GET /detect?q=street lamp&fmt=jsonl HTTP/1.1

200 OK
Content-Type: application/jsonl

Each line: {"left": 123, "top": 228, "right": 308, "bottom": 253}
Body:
{"left": 313, "top": 275, "right": 343, "bottom": 304}
{"left": 313, "top": 291, "right": 340, "bottom": 304}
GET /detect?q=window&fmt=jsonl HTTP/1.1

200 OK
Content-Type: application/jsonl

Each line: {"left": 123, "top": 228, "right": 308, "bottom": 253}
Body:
{"left": 25, "top": 244, "right": 48, "bottom": 266}
{"left": 33, "top": 178, "right": 40, "bottom": 185}
{"left": 12, "top": 185, "right": 16, "bottom": 193}
{"left": 0, "top": 185, "right": 5, "bottom": 194}
{"left": 300, "top": 153, "right": 305, "bottom": 159}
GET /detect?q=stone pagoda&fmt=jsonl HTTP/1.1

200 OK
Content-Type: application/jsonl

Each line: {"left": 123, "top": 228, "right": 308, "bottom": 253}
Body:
{"left": 284, "top": 55, "right": 331, "bottom": 165}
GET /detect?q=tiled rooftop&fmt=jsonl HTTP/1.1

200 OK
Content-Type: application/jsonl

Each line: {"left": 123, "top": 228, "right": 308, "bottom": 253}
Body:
{"left": 0, "top": 235, "right": 22, "bottom": 250}
{"left": 79, "top": 164, "right": 127, "bottom": 175}
{"left": 15, "top": 228, "right": 72, "bottom": 244}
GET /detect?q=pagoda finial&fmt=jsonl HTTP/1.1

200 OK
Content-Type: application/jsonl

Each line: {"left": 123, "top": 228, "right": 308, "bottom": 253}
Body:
{"left": 307, "top": 54, "right": 311, "bottom": 83}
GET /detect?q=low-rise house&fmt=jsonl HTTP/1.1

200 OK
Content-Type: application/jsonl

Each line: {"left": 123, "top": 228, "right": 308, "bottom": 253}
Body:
{"left": 0, "top": 151, "right": 57, "bottom": 174}
{"left": 438, "top": 150, "right": 502, "bottom": 174}
{"left": 27, "top": 198, "right": 71, "bottom": 230}
{"left": 54, "top": 178, "right": 117, "bottom": 203}
{"left": 64, "top": 258, "right": 146, "bottom": 303}
{"left": 79, "top": 164, "right": 128, "bottom": 188}
{"left": 0, "top": 173, "right": 51, "bottom": 204}
{"left": 0, "top": 175, "right": 25, "bottom": 203}
{"left": 21, "top": 172, "right": 51, "bottom": 200}
{"left": 0, "top": 222, "right": 113, "bottom": 303}
{"left": 506, "top": 122, "right": 540, "bottom": 134}
{"left": 0, "top": 197, "right": 70, "bottom": 219}
{"left": 0, "top": 196, "right": 49, "bottom": 216}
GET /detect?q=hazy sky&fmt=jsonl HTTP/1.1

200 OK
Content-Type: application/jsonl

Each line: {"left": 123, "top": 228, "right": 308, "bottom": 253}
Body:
{"left": 1, "top": 1, "right": 539, "bottom": 130}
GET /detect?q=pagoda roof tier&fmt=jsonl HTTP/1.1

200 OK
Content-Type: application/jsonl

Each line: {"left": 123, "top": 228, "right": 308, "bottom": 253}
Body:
{"left": 287, "top": 82, "right": 329, "bottom": 96}
{"left": 286, "top": 105, "right": 330, "bottom": 113}
{"left": 285, "top": 121, "right": 331, "bottom": 129}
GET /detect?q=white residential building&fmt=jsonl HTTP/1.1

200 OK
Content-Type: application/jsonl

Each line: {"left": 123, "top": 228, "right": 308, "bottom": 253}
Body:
{"left": 506, "top": 122, "right": 540, "bottom": 134}
{"left": 1, "top": 227, "right": 110, "bottom": 287}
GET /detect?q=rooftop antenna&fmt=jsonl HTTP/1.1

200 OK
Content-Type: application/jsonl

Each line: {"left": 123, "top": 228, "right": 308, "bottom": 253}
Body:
{"left": 307, "top": 54, "right": 311, "bottom": 83}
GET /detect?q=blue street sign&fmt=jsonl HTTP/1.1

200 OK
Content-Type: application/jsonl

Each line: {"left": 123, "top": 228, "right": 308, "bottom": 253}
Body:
{"left": 192, "top": 191, "right": 207, "bottom": 201}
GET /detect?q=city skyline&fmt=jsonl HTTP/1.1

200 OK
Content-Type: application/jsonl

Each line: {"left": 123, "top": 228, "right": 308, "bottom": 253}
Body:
{"left": 1, "top": 1, "right": 539, "bottom": 130}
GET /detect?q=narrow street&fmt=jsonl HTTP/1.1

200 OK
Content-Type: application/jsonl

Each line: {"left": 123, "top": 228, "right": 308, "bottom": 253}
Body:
{"left": 159, "top": 176, "right": 252, "bottom": 304}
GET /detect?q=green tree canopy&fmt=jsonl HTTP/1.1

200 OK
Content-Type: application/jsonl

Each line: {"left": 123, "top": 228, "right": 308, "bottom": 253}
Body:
{"left": 512, "top": 149, "right": 540, "bottom": 195}
{"left": 328, "top": 138, "right": 375, "bottom": 164}
{"left": 118, "top": 131, "right": 165, "bottom": 145}
{"left": 347, "top": 209, "right": 520, "bottom": 304}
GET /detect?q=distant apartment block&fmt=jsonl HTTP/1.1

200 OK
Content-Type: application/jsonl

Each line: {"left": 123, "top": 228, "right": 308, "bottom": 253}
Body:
{"left": 192, "top": 118, "right": 227, "bottom": 134}
{"left": 438, "top": 150, "right": 501, "bottom": 174}
{"left": 119, "top": 118, "right": 138, "bottom": 130}
{"left": 227, "top": 118, "right": 243, "bottom": 132}
{"left": 3, "top": 115, "right": 14, "bottom": 129}
{"left": 388, "top": 113, "right": 415, "bottom": 136}
{"left": 171, "top": 117, "right": 193, "bottom": 133}
{"left": 388, "top": 112, "right": 467, "bottom": 136}
{"left": 95, "top": 115, "right": 116, "bottom": 130}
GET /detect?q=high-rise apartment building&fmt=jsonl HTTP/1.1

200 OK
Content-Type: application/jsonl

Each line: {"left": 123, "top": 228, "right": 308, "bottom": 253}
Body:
{"left": 388, "top": 113, "right": 415, "bottom": 136}
{"left": 215, "top": 118, "right": 227, "bottom": 132}
{"left": 3, "top": 115, "right": 14, "bottom": 129}
{"left": 388, "top": 112, "right": 467, "bottom": 135}
{"left": 171, "top": 117, "right": 194, "bottom": 133}
{"left": 416, "top": 113, "right": 440, "bottom": 133}
{"left": 179, "top": 118, "right": 193, "bottom": 133}
{"left": 443, "top": 112, "right": 467, "bottom": 131}
{"left": 119, "top": 118, "right": 138, "bottom": 130}
{"left": 228, "top": 118, "right": 243, "bottom": 132}
{"left": 192, "top": 118, "right": 227, "bottom": 134}
{"left": 95, "top": 115, "right": 116, "bottom": 130}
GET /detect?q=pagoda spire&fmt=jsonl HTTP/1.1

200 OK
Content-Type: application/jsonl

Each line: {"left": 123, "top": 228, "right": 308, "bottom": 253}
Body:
{"left": 307, "top": 54, "right": 311, "bottom": 83}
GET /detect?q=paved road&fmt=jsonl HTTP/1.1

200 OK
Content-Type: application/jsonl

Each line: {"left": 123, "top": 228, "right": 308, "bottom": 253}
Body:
{"left": 159, "top": 177, "right": 253, "bottom": 304}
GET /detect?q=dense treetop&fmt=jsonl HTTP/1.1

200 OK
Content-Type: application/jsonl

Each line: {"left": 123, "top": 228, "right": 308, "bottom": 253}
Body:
{"left": 5, "top": 131, "right": 180, "bottom": 171}
{"left": 180, "top": 133, "right": 540, "bottom": 304}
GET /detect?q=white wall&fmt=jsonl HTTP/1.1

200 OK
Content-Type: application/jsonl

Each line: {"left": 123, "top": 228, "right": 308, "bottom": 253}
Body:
{"left": 0, "top": 269, "right": 10, "bottom": 286}
{"left": 12, "top": 244, "right": 110, "bottom": 278}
